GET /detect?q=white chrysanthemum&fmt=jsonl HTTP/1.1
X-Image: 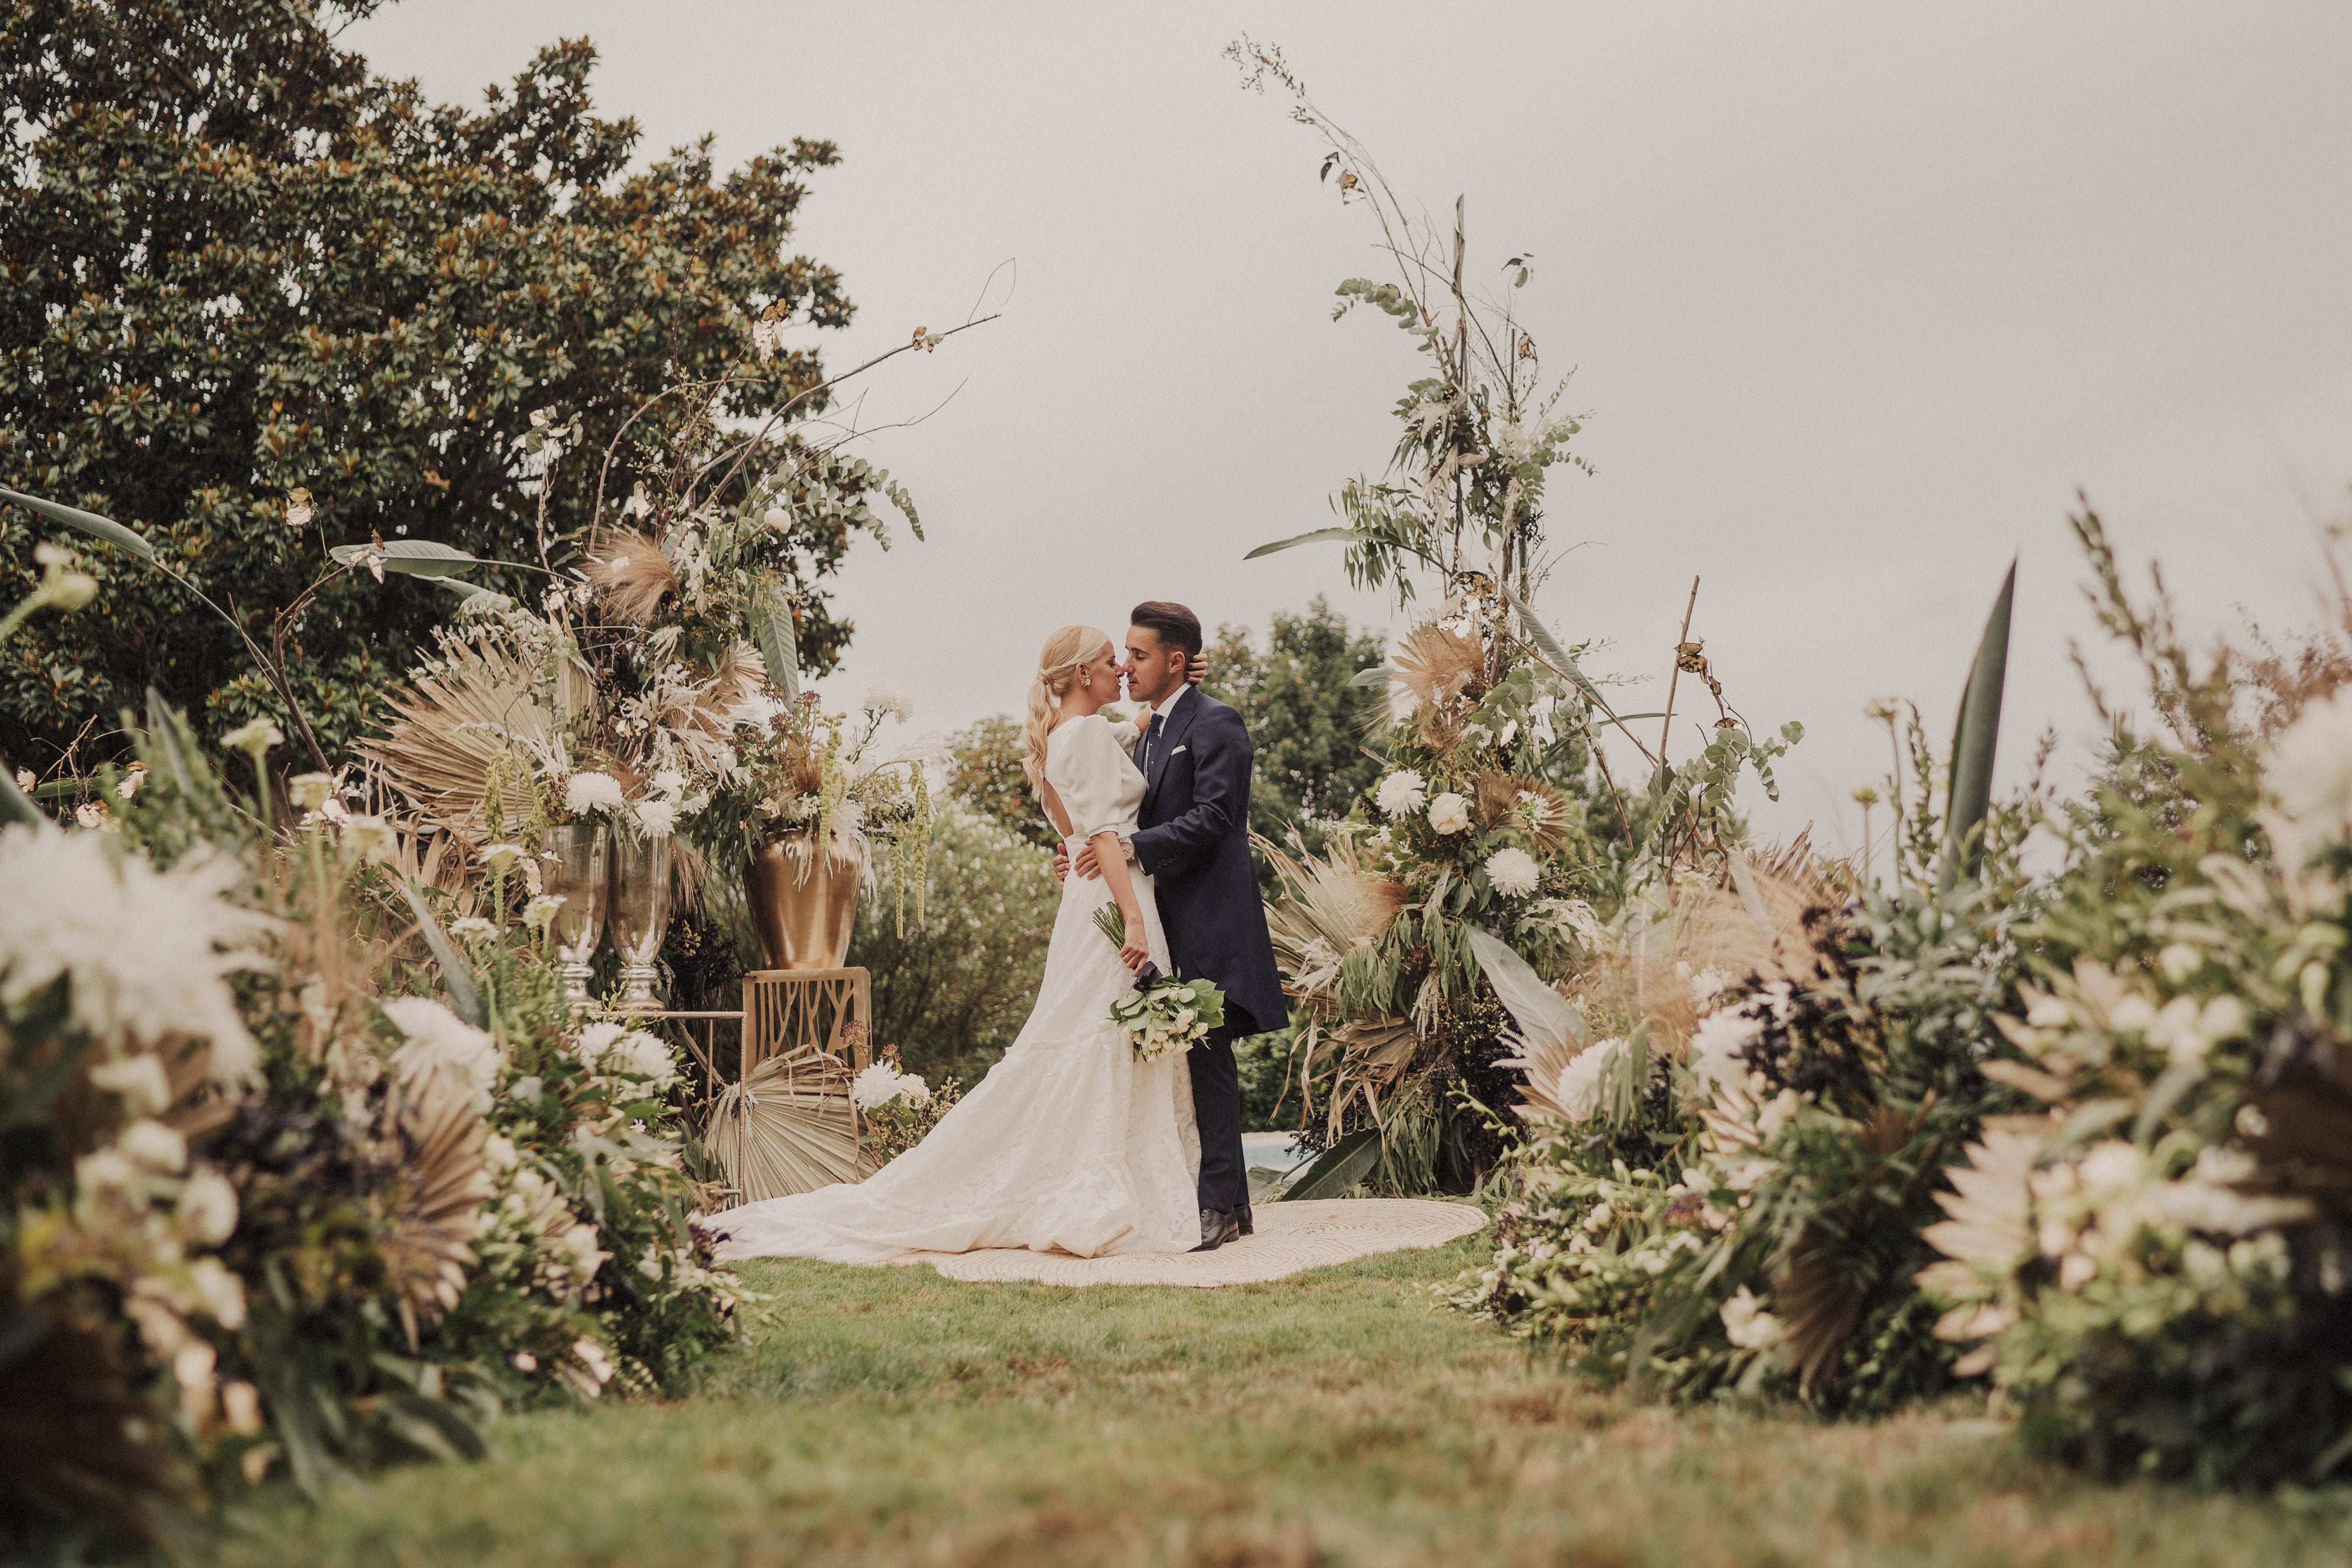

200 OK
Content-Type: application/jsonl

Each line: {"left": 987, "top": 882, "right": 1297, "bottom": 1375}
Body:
{"left": 384, "top": 995, "right": 503, "bottom": 1112}
{"left": 1426, "top": 793, "right": 1471, "bottom": 835}
{"left": 864, "top": 681, "right": 916, "bottom": 724}
{"left": 649, "top": 768, "right": 687, "bottom": 800}
{"left": 850, "top": 1061, "right": 910, "bottom": 1111}
{"left": 0, "top": 826, "right": 268, "bottom": 1083}
{"left": 616, "top": 1030, "right": 678, "bottom": 1087}
{"left": 633, "top": 800, "right": 679, "bottom": 838}
{"left": 565, "top": 771, "right": 627, "bottom": 816}
{"left": 2261, "top": 686, "right": 2352, "bottom": 870}
{"left": 1552, "top": 1038, "right": 1621, "bottom": 1121}
{"left": 1485, "top": 846, "right": 1541, "bottom": 897}
{"left": 1688, "top": 966, "right": 1730, "bottom": 1007}
{"left": 1374, "top": 770, "right": 1428, "bottom": 817}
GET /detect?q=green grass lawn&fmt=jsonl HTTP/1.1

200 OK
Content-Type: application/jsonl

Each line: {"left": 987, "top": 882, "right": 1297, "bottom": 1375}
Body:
{"left": 220, "top": 1232, "right": 2346, "bottom": 1568}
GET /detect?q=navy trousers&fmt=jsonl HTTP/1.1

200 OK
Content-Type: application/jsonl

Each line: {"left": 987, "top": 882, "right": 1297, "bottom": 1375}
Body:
{"left": 1187, "top": 1009, "right": 1256, "bottom": 1213}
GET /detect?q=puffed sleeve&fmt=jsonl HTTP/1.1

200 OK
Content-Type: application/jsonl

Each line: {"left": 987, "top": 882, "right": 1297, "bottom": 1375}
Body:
{"left": 1046, "top": 716, "right": 1135, "bottom": 841}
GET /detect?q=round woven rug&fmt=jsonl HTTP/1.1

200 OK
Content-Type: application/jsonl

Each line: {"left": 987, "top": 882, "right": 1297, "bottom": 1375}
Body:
{"left": 893, "top": 1198, "right": 1487, "bottom": 1288}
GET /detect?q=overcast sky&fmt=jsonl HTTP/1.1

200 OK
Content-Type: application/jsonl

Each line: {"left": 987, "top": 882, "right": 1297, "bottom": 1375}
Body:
{"left": 350, "top": 1, "right": 2352, "bottom": 857}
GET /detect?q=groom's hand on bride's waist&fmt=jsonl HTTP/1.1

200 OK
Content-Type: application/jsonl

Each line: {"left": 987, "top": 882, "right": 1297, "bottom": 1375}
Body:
{"left": 1072, "top": 842, "right": 1104, "bottom": 880}
{"left": 1051, "top": 842, "right": 1102, "bottom": 882}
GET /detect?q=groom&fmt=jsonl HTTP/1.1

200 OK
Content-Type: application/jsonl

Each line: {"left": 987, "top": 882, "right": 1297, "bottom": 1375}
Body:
{"left": 1058, "top": 601, "right": 1288, "bottom": 1252}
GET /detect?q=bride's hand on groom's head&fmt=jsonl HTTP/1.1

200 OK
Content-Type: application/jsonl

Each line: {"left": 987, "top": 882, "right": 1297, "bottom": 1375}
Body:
{"left": 1186, "top": 652, "right": 1207, "bottom": 686}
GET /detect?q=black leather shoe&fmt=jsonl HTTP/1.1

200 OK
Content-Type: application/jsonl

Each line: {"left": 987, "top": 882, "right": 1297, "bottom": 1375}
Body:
{"left": 1237, "top": 1203, "right": 1254, "bottom": 1238}
{"left": 1193, "top": 1207, "right": 1240, "bottom": 1252}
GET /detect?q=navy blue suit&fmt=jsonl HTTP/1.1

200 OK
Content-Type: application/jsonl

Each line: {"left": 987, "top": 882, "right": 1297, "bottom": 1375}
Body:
{"left": 1131, "top": 686, "right": 1286, "bottom": 1213}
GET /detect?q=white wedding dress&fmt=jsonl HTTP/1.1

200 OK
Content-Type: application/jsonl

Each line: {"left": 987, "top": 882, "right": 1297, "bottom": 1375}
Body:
{"left": 706, "top": 712, "right": 1202, "bottom": 1265}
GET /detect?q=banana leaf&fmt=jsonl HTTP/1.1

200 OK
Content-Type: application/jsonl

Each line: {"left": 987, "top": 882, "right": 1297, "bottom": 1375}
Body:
{"left": 1279, "top": 1126, "right": 1381, "bottom": 1201}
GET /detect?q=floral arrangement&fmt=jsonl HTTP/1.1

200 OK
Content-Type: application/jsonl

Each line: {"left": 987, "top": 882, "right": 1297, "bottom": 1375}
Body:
{"left": 714, "top": 682, "right": 932, "bottom": 928}
{"left": 1108, "top": 979, "right": 1226, "bottom": 1064}
{"left": 1091, "top": 905, "right": 1228, "bottom": 1062}
{"left": 0, "top": 697, "right": 749, "bottom": 1553}
{"left": 850, "top": 1051, "right": 962, "bottom": 1165}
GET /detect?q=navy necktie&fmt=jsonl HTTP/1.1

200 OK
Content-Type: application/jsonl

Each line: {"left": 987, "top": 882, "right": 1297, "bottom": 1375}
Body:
{"left": 1142, "top": 711, "right": 1162, "bottom": 777}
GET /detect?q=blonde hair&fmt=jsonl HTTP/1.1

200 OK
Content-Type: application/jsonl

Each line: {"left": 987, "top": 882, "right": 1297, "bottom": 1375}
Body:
{"left": 1023, "top": 624, "right": 1111, "bottom": 793}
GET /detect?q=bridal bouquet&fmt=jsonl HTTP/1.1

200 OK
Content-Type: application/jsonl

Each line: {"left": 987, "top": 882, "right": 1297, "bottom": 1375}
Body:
{"left": 1093, "top": 906, "right": 1227, "bottom": 1061}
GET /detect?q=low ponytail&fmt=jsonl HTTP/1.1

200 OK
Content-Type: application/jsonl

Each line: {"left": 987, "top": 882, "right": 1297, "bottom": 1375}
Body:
{"left": 1022, "top": 625, "right": 1107, "bottom": 795}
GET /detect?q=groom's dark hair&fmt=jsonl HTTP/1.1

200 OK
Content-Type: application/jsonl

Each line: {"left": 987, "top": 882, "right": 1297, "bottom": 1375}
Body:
{"left": 1128, "top": 601, "right": 1201, "bottom": 659}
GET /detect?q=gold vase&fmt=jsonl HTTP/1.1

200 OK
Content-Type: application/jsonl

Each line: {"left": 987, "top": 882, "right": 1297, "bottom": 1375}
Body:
{"left": 745, "top": 839, "right": 860, "bottom": 970}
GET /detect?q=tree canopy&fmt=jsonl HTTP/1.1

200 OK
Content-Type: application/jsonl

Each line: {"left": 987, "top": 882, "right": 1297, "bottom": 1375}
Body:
{"left": 0, "top": 0, "right": 860, "bottom": 770}
{"left": 1206, "top": 595, "right": 1388, "bottom": 874}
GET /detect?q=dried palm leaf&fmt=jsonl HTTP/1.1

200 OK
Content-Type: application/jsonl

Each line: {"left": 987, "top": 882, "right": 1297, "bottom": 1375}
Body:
{"left": 1775, "top": 1229, "right": 1863, "bottom": 1390}
{"left": 1389, "top": 622, "right": 1484, "bottom": 712}
{"left": 1258, "top": 833, "right": 1407, "bottom": 1007}
{"left": 370, "top": 1077, "right": 493, "bottom": 1350}
{"left": 704, "top": 1046, "right": 860, "bottom": 1203}
{"left": 586, "top": 526, "right": 680, "bottom": 625}
{"left": 1293, "top": 1016, "right": 1421, "bottom": 1139}
{"left": 359, "top": 626, "right": 576, "bottom": 829}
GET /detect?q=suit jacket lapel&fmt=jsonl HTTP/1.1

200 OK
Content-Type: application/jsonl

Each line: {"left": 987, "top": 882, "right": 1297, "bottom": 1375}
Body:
{"left": 1143, "top": 688, "right": 1200, "bottom": 813}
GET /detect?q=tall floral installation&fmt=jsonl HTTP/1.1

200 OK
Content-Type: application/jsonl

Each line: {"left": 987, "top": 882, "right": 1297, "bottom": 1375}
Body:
{"left": 0, "top": 197, "right": 975, "bottom": 1547}
{"left": 1232, "top": 37, "right": 2352, "bottom": 1491}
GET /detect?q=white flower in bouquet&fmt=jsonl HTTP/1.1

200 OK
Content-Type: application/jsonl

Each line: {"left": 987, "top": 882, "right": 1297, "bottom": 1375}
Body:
{"left": 221, "top": 718, "right": 283, "bottom": 758}
{"left": 613, "top": 1029, "right": 678, "bottom": 1087}
{"left": 0, "top": 827, "right": 266, "bottom": 1082}
{"left": 851, "top": 1061, "right": 914, "bottom": 1111}
{"left": 120, "top": 1118, "right": 188, "bottom": 1172}
{"left": 176, "top": 1167, "right": 240, "bottom": 1246}
{"left": 1719, "top": 1285, "right": 1783, "bottom": 1350}
{"left": 864, "top": 681, "right": 916, "bottom": 724}
{"left": 88, "top": 1052, "right": 172, "bottom": 1116}
{"left": 650, "top": 768, "right": 687, "bottom": 799}
{"left": 633, "top": 799, "right": 679, "bottom": 838}
{"left": 1374, "top": 770, "right": 1428, "bottom": 817}
{"left": 385, "top": 994, "right": 503, "bottom": 1112}
{"left": 1426, "top": 792, "right": 1471, "bottom": 835}
{"left": 343, "top": 813, "right": 393, "bottom": 862}
{"left": 729, "top": 691, "right": 790, "bottom": 733}
{"left": 1688, "top": 1002, "right": 1766, "bottom": 1095}
{"left": 1551, "top": 1038, "right": 1621, "bottom": 1122}
{"left": 565, "top": 770, "right": 627, "bottom": 816}
{"left": 477, "top": 841, "right": 526, "bottom": 873}
{"left": 1485, "top": 846, "right": 1541, "bottom": 897}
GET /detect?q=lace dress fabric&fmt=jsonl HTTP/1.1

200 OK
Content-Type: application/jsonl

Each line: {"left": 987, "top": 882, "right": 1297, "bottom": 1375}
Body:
{"left": 707, "top": 713, "right": 1201, "bottom": 1264}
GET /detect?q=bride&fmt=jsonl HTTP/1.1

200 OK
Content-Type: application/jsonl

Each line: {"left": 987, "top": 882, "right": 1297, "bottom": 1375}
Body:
{"left": 703, "top": 626, "right": 1202, "bottom": 1264}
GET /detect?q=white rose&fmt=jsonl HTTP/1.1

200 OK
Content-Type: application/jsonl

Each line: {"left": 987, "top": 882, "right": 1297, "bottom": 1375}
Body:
{"left": 1426, "top": 793, "right": 1471, "bottom": 835}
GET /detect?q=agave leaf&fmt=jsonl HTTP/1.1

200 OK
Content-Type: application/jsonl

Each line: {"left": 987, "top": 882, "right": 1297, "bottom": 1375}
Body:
{"left": 1279, "top": 1126, "right": 1381, "bottom": 1201}
{"left": 1348, "top": 666, "right": 1391, "bottom": 688}
{"left": 1244, "top": 526, "right": 1362, "bottom": 561}
{"left": 399, "top": 881, "right": 487, "bottom": 1027}
{"left": 1940, "top": 560, "right": 2016, "bottom": 884}
{"left": 0, "top": 486, "right": 158, "bottom": 561}
{"left": 1465, "top": 926, "right": 1586, "bottom": 1051}
{"left": 747, "top": 576, "right": 800, "bottom": 699}
{"left": 330, "top": 539, "right": 484, "bottom": 579}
